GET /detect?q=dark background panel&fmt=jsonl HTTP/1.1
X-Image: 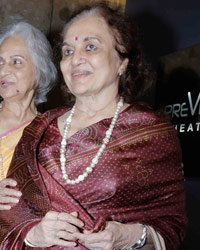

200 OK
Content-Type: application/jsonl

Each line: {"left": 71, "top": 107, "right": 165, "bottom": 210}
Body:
{"left": 126, "top": 0, "right": 200, "bottom": 68}
{"left": 125, "top": 2, "right": 200, "bottom": 249}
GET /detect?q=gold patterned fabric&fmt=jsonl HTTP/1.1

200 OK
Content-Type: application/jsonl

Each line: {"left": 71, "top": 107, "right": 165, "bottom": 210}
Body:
{"left": 81, "top": 0, "right": 126, "bottom": 12}
{"left": 0, "top": 103, "right": 187, "bottom": 250}
{"left": 104, "top": 0, "right": 126, "bottom": 11}
{"left": 0, "top": 121, "right": 31, "bottom": 180}
{"left": 107, "top": 0, "right": 126, "bottom": 5}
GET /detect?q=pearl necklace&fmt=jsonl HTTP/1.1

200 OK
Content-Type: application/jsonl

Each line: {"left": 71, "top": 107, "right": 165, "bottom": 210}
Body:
{"left": 60, "top": 97, "right": 124, "bottom": 184}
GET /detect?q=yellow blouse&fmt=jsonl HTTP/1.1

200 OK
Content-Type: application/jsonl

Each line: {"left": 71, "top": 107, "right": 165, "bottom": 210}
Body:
{"left": 0, "top": 122, "right": 31, "bottom": 180}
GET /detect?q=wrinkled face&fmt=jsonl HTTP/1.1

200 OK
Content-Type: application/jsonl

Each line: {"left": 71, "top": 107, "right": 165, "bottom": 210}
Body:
{"left": 0, "top": 36, "right": 36, "bottom": 102}
{"left": 60, "top": 15, "right": 127, "bottom": 98}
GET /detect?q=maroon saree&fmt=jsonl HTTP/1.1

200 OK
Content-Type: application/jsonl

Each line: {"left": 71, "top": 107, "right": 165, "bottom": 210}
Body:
{"left": 0, "top": 103, "right": 187, "bottom": 250}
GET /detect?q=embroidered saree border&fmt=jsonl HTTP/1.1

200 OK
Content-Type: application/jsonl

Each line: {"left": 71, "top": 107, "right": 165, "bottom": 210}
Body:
{"left": 48, "top": 122, "right": 175, "bottom": 162}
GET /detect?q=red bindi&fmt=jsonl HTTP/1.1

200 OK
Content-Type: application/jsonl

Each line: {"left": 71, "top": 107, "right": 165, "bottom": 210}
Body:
{"left": 75, "top": 36, "right": 78, "bottom": 41}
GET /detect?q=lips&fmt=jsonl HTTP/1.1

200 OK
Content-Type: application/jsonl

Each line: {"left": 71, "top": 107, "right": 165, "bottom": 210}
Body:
{"left": 71, "top": 71, "right": 92, "bottom": 78}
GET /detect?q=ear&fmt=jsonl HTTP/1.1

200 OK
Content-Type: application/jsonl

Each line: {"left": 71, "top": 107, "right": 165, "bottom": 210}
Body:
{"left": 119, "top": 58, "right": 129, "bottom": 75}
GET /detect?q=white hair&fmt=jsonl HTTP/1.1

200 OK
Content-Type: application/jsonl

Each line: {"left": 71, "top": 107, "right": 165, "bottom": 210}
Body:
{"left": 0, "top": 21, "right": 57, "bottom": 105}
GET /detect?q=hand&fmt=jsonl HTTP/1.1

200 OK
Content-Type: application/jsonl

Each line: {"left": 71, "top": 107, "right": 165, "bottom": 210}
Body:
{"left": 0, "top": 178, "right": 22, "bottom": 210}
{"left": 25, "top": 211, "right": 85, "bottom": 247}
{"left": 74, "top": 221, "right": 145, "bottom": 250}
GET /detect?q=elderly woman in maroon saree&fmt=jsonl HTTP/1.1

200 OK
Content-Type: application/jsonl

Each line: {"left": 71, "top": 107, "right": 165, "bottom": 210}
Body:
{"left": 0, "top": 2, "right": 187, "bottom": 250}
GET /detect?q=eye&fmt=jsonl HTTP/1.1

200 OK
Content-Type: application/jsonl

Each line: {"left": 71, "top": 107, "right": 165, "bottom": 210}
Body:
{"left": 0, "top": 58, "right": 4, "bottom": 66}
{"left": 12, "top": 59, "right": 22, "bottom": 65}
{"left": 63, "top": 49, "right": 74, "bottom": 57}
{"left": 86, "top": 44, "right": 97, "bottom": 51}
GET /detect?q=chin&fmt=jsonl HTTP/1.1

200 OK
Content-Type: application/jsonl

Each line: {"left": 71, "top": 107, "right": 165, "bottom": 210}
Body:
{"left": 71, "top": 86, "right": 92, "bottom": 97}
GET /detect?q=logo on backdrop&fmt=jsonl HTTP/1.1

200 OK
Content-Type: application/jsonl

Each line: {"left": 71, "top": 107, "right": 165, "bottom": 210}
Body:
{"left": 164, "top": 92, "right": 200, "bottom": 133}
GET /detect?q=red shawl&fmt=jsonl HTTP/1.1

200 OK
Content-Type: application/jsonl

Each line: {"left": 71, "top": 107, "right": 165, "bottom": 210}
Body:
{"left": 0, "top": 103, "right": 187, "bottom": 250}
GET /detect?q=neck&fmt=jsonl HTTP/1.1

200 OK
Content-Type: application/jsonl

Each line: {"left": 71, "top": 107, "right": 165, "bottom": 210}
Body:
{"left": 0, "top": 99, "right": 37, "bottom": 124}
{"left": 74, "top": 93, "right": 120, "bottom": 118}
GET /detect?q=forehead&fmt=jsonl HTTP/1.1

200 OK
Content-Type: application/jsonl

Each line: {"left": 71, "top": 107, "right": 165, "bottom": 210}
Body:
{"left": 0, "top": 36, "right": 29, "bottom": 55}
{"left": 65, "top": 15, "right": 114, "bottom": 43}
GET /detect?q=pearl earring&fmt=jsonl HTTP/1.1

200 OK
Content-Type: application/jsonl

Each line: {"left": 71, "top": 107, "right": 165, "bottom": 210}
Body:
{"left": 119, "top": 69, "right": 123, "bottom": 76}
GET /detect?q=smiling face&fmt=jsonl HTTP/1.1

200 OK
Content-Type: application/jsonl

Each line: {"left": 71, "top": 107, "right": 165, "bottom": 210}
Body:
{"left": 60, "top": 15, "right": 128, "bottom": 99}
{"left": 0, "top": 36, "right": 36, "bottom": 102}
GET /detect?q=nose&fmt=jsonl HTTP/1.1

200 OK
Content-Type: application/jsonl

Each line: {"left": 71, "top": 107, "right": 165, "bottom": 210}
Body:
{"left": 0, "top": 63, "right": 11, "bottom": 76}
{"left": 71, "top": 49, "right": 85, "bottom": 66}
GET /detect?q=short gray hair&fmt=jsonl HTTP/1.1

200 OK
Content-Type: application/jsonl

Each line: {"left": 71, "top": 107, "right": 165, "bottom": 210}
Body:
{"left": 0, "top": 21, "right": 57, "bottom": 105}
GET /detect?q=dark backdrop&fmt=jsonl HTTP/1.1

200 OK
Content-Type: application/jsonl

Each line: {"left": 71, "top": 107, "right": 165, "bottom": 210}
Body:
{"left": 126, "top": 0, "right": 200, "bottom": 67}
